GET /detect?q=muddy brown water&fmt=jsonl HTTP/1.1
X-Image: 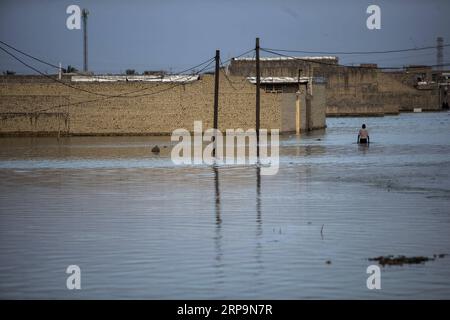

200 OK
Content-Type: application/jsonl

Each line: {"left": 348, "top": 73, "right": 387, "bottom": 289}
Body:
{"left": 0, "top": 112, "right": 449, "bottom": 298}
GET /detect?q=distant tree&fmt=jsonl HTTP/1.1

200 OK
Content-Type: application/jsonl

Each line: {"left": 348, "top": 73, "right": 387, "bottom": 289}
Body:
{"left": 2, "top": 70, "right": 16, "bottom": 75}
{"left": 64, "top": 65, "right": 78, "bottom": 73}
{"left": 125, "top": 69, "right": 136, "bottom": 75}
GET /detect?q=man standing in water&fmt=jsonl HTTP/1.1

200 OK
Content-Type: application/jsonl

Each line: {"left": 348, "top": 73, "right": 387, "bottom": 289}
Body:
{"left": 358, "top": 124, "right": 370, "bottom": 144}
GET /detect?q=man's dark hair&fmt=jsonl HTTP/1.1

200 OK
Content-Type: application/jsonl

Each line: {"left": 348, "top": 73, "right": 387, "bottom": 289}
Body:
{"left": 362, "top": 124, "right": 366, "bottom": 129}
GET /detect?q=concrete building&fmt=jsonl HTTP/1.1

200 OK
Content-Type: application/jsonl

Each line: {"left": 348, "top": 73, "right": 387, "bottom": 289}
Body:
{"left": 246, "top": 76, "right": 326, "bottom": 132}
{"left": 229, "top": 56, "right": 447, "bottom": 116}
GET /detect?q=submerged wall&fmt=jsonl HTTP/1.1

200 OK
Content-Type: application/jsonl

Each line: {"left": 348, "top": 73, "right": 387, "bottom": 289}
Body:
{"left": 229, "top": 59, "right": 441, "bottom": 116}
{"left": 1, "top": 73, "right": 328, "bottom": 136}
{"left": 325, "top": 69, "right": 440, "bottom": 116}
{"left": 0, "top": 74, "right": 286, "bottom": 136}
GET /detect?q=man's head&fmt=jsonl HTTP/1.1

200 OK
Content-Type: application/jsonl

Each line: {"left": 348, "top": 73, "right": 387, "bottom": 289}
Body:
{"left": 362, "top": 124, "right": 366, "bottom": 129}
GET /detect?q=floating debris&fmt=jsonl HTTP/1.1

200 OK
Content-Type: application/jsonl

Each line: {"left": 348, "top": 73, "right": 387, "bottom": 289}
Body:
{"left": 369, "top": 254, "right": 447, "bottom": 266}
{"left": 151, "top": 145, "right": 160, "bottom": 153}
{"left": 325, "top": 260, "right": 332, "bottom": 265}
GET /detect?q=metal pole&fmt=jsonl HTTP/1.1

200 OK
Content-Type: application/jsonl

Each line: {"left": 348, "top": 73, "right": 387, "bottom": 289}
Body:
{"left": 255, "top": 38, "right": 261, "bottom": 158}
{"left": 82, "top": 9, "right": 89, "bottom": 72}
{"left": 213, "top": 50, "right": 220, "bottom": 157}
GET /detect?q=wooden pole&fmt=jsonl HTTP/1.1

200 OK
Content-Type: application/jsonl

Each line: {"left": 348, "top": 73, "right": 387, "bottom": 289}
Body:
{"left": 255, "top": 38, "right": 261, "bottom": 158}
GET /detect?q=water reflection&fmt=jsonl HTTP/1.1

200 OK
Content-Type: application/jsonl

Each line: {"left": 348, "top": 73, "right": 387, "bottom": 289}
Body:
{"left": 358, "top": 142, "right": 369, "bottom": 155}
{"left": 212, "top": 165, "right": 264, "bottom": 285}
{"left": 1, "top": 113, "right": 450, "bottom": 299}
{"left": 254, "top": 166, "right": 263, "bottom": 280}
{"left": 256, "top": 166, "right": 262, "bottom": 235}
{"left": 213, "top": 165, "right": 224, "bottom": 285}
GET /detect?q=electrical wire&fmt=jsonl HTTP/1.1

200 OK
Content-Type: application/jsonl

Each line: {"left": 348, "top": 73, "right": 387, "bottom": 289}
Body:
{"left": 219, "top": 58, "right": 251, "bottom": 91}
{"left": 260, "top": 48, "right": 450, "bottom": 70}
{"left": 220, "top": 48, "right": 255, "bottom": 65}
{"left": 261, "top": 43, "right": 450, "bottom": 55}
{"left": 0, "top": 39, "right": 214, "bottom": 76}
{"left": 0, "top": 43, "right": 216, "bottom": 99}
{"left": 0, "top": 40, "right": 61, "bottom": 69}
{"left": 1, "top": 56, "right": 217, "bottom": 119}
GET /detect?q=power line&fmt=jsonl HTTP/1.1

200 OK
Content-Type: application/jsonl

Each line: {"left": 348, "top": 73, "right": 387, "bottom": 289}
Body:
{"left": 0, "top": 38, "right": 217, "bottom": 76}
{"left": 219, "top": 58, "right": 250, "bottom": 91}
{"left": 260, "top": 48, "right": 400, "bottom": 69}
{"left": 1, "top": 46, "right": 252, "bottom": 121}
{"left": 0, "top": 39, "right": 93, "bottom": 77}
{"left": 219, "top": 50, "right": 257, "bottom": 90}
{"left": 1, "top": 79, "right": 195, "bottom": 121}
{"left": 0, "top": 39, "right": 217, "bottom": 79}
{"left": 1, "top": 56, "right": 218, "bottom": 119}
{"left": 0, "top": 45, "right": 113, "bottom": 97}
{"left": 260, "top": 48, "right": 450, "bottom": 70}
{"left": 221, "top": 48, "right": 255, "bottom": 65}
{"left": 339, "top": 51, "right": 438, "bottom": 65}
{"left": 0, "top": 40, "right": 61, "bottom": 69}
{"left": 262, "top": 43, "right": 450, "bottom": 55}
{"left": 0, "top": 39, "right": 248, "bottom": 76}
{"left": 0, "top": 43, "right": 216, "bottom": 98}
{"left": 0, "top": 39, "right": 252, "bottom": 99}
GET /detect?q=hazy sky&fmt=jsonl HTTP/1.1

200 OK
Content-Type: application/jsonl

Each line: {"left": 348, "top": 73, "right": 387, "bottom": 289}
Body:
{"left": 1, "top": 0, "right": 449, "bottom": 74}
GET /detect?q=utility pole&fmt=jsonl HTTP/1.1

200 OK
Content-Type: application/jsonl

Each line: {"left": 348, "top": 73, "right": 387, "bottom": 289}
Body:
{"left": 213, "top": 50, "right": 220, "bottom": 157}
{"left": 82, "top": 9, "right": 89, "bottom": 72}
{"left": 255, "top": 38, "right": 261, "bottom": 158}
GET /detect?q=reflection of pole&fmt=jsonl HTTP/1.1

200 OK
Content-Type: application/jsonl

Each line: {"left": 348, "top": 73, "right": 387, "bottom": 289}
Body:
{"left": 255, "top": 38, "right": 261, "bottom": 159}
{"left": 255, "top": 166, "right": 263, "bottom": 271}
{"left": 214, "top": 166, "right": 221, "bottom": 225}
{"left": 213, "top": 50, "right": 220, "bottom": 157}
{"left": 256, "top": 166, "right": 261, "bottom": 226}
{"left": 213, "top": 166, "right": 223, "bottom": 274}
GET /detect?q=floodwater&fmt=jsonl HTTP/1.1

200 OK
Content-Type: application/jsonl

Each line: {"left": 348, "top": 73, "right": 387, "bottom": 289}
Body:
{"left": 0, "top": 112, "right": 449, "bottom": 299}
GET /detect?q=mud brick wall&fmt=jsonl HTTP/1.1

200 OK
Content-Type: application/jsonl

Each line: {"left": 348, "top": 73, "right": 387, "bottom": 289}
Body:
{"left": 0, "top": 74, "right": 283, "bottom": 136}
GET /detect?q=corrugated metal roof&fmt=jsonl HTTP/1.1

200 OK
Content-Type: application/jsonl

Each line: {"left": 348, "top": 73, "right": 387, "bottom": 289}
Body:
{"left": 71, "top": 75, "right": 199, "bottom": 83}
{"left": 247, "top": 76, "right": 310, "bottom": 84}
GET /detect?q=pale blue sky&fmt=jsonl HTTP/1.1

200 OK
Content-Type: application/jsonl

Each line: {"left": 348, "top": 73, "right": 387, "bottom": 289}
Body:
{"left": 1, "top": 0, "right": 449, "bottom": 74}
